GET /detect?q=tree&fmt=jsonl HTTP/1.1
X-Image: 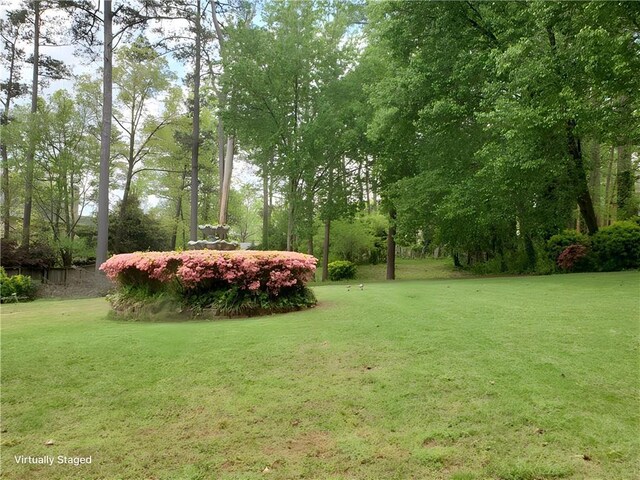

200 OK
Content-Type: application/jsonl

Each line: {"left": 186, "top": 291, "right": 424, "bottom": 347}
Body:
{"left": 112, "top": 36, "right": 175, "bottom": 219}
{"left": 108, "top": 193, "right": 170, "bottom": 254}
{"left": 62, "top": 0, "right": 177, "bottom": 269}
{"left": 0, "top": 8, "right": 29, "bottom": 239}
{"left": 365, "top": 1, "right": 639, "bottom": 272}
{"left": 19, "top": 0, "right": 70, "bottom": 248}
{"left": 223, "top": 0, "right": 358, "bottom": 251}
{"left": 33, "top": 90, "right": 99, "bottom": 266}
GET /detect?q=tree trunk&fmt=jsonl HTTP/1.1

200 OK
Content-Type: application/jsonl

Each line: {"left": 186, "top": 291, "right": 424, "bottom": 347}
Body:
{"left": 95, "top": 0, "right": 112, "bottom": 270}
{"left": 307, "top": 234, "right": 313, "bottom": 255}
{"left": 616, "top": 144, "right": 634, "bottom": 220}
{"left": 287, "top": 201, "right": 294, "bottom": 251}
{"left": 121, "top": 171, "right": 133, "bottom": 209}
{"left": 189, "top": 0, "right": 201, "bottom": 241}
{"left": 286, "top": 178, "right": 296, "bottom": 251}
{"left": 217, "top": 121, "right": 225, "bottom": 207}
{"left": 1, "top": 142, "right": 9, "bottom": 238}
{"left": 218, "top": 136, "right": 234, "bottom": 225}
{"left": 604, "top": 146, "right": 615, "bottom": 225}
{"left": 262, "top": 159, "right": 270, "bottom": 249}
{"left": 386, "top": 208, "right": 396, "bottom": 280}
{"left": 120, "top": 114, "right": 136, "bottom": 213}
{"left": 589, "top": 141, "right": 601, "bottom": 223}
{"left": 567, "top": 120, "right": 598, "bottom": 234}
{"left": 364, "top": 160, "right": 371, "bottom": 214}
{"left": 21, "top": 1, "right": 40, "bottom": 248}
{"left": 211, "top": 1, "right": 227, "bottom": 216}
{"left": 1, "top": 35, "right": 17, "bottom": 239}
{"left": 524, "top": 232, "right": 536, "bottom": 270}
{"left": 322, "top": 218, "right": 330, "bottom": 281}
{"left": 170, "top": 169, "right": 186, "bottom": 250}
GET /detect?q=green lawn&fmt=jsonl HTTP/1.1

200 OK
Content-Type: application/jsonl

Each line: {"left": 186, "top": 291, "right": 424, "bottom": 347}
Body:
{"left": 312, "top": 257, "right": 472, "bottom": 284}
{"left": 1, "top": 272, "right": 639, "bottom": 479}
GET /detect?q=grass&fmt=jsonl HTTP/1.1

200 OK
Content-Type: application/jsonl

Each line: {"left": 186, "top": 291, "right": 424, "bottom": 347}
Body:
{"left": 311, "top": 257, "right": 472, "bottom": 284}
{"left": 1, "top": 271, "right": 639, "bottom": 479}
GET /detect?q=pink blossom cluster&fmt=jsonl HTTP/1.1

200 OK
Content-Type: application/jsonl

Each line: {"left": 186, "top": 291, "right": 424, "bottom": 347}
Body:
{"left": 100, "top": 250, "right": 317, "bottom": 295}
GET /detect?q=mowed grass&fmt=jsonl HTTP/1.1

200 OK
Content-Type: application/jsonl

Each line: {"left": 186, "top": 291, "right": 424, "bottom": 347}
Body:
{"left": 311, "top": 257, "right": 472, "bottom": 284}
{"left": 1, "top": 272, "right": 639, "bottom": 480}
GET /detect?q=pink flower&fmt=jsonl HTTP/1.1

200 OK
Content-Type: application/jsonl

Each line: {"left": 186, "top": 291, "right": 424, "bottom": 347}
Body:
{"left": 100, "top": 250, "right": 317, "bottom": 293}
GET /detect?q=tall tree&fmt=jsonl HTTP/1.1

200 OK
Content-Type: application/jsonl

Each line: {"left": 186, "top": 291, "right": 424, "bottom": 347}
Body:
{"left": 63, "top": 0, "right": 177, "bottom": 268}
{"left": 33, "top": 90, "right": 99, "bottom": 266}
{"left": 112, "top": 36, "right": 174, "bottom": 210}
{"left": 223, "top": 0, "right": 357, "bottom": 250}
{"left": 96, "top": 0, "right": 112, "bottom": 269}
{"left": 366, "top": 1, "right": 639, "bottom": 273}
{"left": 0, "top": 9, "right": 29, "bottom": 239}
{"left": 189, "top": 0, "right": 202, "bottom": 241}
{"left": 21, "top": 0, "right": 40, "bottom": 248}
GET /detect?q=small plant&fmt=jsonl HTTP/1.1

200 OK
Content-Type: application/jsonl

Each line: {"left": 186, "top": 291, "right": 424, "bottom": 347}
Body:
{"left": 327, "top": 260, "right": 357, "bottom": 281}
{"left": 0, "top": 267, "right": 37, "bottom": 302}
{"left": 557, "top": 244, "right": 591, "bottom": 272}
{"left": 591, "top": 221, "right": 640, "bottom": 271}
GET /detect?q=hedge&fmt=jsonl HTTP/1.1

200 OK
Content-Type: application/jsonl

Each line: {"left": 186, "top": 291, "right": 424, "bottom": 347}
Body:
{"left": 100, "top": 250, "right": 318, "bottom": 318}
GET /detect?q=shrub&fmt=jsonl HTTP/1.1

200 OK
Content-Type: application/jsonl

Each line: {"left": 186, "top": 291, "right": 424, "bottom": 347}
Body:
{"left": 100, "top": 250, "right": 318, "bottom": 318}
{"left": 329, "top": 218, "right": 380, "bottom": 264}
{"left": 557, "top": 244, "right": 591, "bottom": 272}
{"left": 109, "top": 194, "right": 171, "bottom": 254}
{"left": 327, "top": 260, "right": 356, "bottom": 281}
{"left": 0, "top": 267, "right": 37, "bottom": 302}
{"left": 546, "top": 230, "right": 590, "bottom": 263}
{"left": 0, "top": 239, "right": 56, "bottom": 268}
{"left": 591, "top": 221, "right": 640, "bottom": 271}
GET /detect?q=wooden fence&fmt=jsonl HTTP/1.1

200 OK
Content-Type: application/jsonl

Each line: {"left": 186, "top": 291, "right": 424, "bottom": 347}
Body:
{"left": 4, "top": 266, "right": 96, "bottom": 286}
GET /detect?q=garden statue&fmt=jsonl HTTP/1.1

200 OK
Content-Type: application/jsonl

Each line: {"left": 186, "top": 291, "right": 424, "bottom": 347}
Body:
{"left": 187, "top": 137, "right": 239, "bottom": 251}
{"left": 188, "top": 223, "right": 239, "bottom": 251}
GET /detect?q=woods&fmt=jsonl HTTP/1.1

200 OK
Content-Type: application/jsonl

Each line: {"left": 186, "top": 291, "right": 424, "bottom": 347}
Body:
{"left": 1, "top": 0, "right": 638, "bottom": 275}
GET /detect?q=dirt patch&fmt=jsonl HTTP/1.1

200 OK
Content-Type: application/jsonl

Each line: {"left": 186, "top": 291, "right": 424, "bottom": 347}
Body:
{"left": 422, "top": 438, "right": 440, "bottom": 448}
{"left": 263, "top": 431, "right": 336, "bottom": 461}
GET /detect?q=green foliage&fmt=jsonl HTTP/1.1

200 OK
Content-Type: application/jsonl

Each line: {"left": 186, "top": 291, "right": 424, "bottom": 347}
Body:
{"left": 591, "top": 222, "right": 640, "bottom": 271}
{"left": 327, "top": 260, "right": 356, "bottom": 281}
{"left": 204, "top": 285, "right": 317, "bottom": 317}
{"left": 546, "top": 230, "right": 591, "bottom": 263}
{"left": 112, "top": 282, "right": 317, "bottom": 319}
{"left": 0, "top": 239, "right": 57, "bottom": 268}
{"left": 0, "top": 267, "right": 37, "bottom": 301}
{"left": 367, "top": 0, "right": 638, "bottom": 265}
{"left": 323, "top": 214, "right": 386, "bottom": 265}
{"left": 109, "top": 194, "right": 171, "bottom": 254}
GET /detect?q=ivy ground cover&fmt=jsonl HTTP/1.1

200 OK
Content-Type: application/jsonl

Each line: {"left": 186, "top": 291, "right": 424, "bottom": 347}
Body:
{"left": 1, "top": 271, "right": 638, "bottom": 479}
{"left": 100, "top": 250, "right": 318, "bottom": 318}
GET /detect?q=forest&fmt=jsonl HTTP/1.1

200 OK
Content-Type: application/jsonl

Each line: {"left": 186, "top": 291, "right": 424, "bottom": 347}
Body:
{"left": 1, "top": 0, "right": 639, "bottom": 278}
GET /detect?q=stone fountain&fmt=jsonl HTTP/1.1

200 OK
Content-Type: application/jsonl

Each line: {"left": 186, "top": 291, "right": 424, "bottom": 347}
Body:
{"left": 187, "top": 137, "right": 239, "bottom": 251}
{"left": 187, "top": 223, "right": 239, "bottom": 251}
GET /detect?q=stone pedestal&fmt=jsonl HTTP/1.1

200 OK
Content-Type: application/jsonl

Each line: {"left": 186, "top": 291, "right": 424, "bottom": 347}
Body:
{"left": 187, "top": 224, "right": 240, "bottom": 251}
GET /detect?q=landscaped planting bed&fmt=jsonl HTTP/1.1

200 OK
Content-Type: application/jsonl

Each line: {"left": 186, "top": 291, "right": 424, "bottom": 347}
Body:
{"left": 100, "top": 250, "right": 317, "bottom": 319}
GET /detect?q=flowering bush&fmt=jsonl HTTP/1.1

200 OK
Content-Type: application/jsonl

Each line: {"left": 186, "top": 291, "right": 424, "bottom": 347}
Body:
{"left": 557, "top": 244, "right": 591, "bottom": 272}
{"left": 100, "top": 250, "right": 317, "bottom": 318}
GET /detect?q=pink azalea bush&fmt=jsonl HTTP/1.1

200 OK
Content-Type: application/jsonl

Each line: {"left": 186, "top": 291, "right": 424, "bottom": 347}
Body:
{"left": 101, "top": 251, "right": 318, "bottom": 318}
{"left": 101, "top": 250, "right": 317, "bottom": 295}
